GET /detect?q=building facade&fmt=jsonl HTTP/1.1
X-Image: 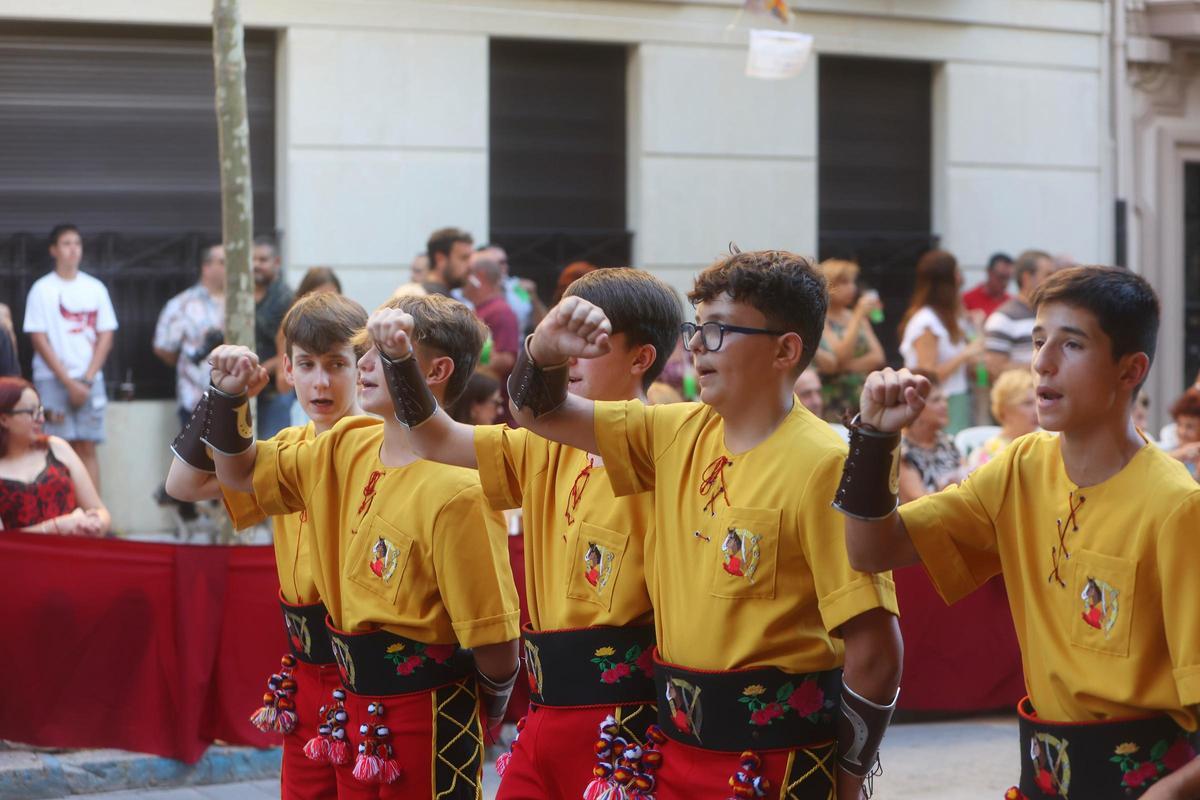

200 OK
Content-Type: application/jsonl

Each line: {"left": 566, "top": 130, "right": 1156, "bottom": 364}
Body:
{"left": 5, "top": 0, "right": 1186, "bottom": 528}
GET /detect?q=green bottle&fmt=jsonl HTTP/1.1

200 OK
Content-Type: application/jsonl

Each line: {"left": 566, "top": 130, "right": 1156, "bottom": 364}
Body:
{"left": 683, "top": 372, "right": 698, "bottom": 401}
{"left": 480, "top": 337, "right": 493, "bottom": 366}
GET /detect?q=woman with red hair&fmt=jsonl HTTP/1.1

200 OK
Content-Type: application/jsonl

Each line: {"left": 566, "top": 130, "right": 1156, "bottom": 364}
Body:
{"left": 0, "top": 377, "right": 109, "bottom": 534}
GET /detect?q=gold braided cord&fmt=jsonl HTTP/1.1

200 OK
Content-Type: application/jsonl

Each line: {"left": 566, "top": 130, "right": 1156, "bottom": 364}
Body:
{"left": 433, "top": 681, "right": 484, "bottom": 800}
{"left": 783, "top": 741, "right": 837, "bottom": 800}
{"left": 613, "top": 703, "right": 654, "bottom": 745}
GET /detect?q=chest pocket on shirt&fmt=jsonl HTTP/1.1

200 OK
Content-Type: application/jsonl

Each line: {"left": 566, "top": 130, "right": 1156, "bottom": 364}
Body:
{"left": 566, "top": 521, "right": 630, "bottom": 611}
{"left": 348, "top": 516, "right": 414, "bottom": 606}
{"left": 710, "top": 506, "right": 779, "bottom": 600}
{"left": 1069, "top": 549, "right": 1136, "bottom": 658}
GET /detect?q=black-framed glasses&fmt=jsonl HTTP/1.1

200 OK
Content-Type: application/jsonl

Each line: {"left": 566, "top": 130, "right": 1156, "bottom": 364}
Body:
{"left": 4, "top": 405, "right": 44, "bottom": 419}
{"left": 680, "top": 321, "right": 787, "bottom": 352}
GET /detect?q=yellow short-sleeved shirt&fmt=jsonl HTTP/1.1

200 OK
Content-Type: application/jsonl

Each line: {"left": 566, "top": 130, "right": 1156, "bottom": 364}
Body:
{"left": 222, "top": 422, "right": 318, "bottom": 604}
{"left": 251, "top": 415, "right": 520, "bottom": 649}
{"left": 899, "top": 432, "right": 1200, "bottom": 730}
{"left": 474, "top": 425, "right": 653, "bottom": 631}
{"left": 594, "top": 400, "right": 898, "bottom": 673}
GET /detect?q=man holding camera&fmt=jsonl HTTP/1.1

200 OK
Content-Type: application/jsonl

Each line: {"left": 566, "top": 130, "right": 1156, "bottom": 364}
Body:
{"left": 154, "top": 244, "right": 226, "bottom": 427}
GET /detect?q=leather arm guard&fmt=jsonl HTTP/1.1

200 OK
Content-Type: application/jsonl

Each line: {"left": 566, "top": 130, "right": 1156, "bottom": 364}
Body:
{"left": 201, "top": 384, "right": 255, "bottom": 456}
{"left": 170, "top": 392, "right": 215, "bottom": 472}
{"left": 832, "top": 416, "right": 902, "bottom": 520}
{"left": 837, "top": 681, "right": 898, "bottom": 778}
{"left": 476, "top": 665, "right": 519, "bottom": 724}
{"left": 507, "top": 335, "right": 569, "bottom": 418}
{"left": 378, "top": 351, "right": 438, "bottom": 428}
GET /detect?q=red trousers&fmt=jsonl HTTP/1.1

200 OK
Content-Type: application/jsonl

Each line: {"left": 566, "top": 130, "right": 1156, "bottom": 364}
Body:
{"left": 653, "top": 736, "right": 837, "bottom": 800}
{"left": 495, "top": 703, "right": 657, "bottom": 800}
{"left": 281, "top": 660, "right": 342, "bottom": 800}
{"left": 332, "top": 679, "right": 483, "bottom": 800}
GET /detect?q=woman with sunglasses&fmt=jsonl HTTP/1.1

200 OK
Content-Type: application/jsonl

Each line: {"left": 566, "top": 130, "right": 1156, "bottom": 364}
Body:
{"left": 0, "top": 376, "right": 109, "bottom": 535}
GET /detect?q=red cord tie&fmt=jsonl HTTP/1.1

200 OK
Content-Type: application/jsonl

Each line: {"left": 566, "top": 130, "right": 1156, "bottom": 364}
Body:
{"left": 699, "top": 455, "right": 733, "bottom": 517}
{"left": 1047, "top": 492, "right": 1086, "bottom": 588}
{"left": 357, "top": 470, "right": 385, "bottom": 517}
{"left": 565, "top": 457, "right": 596, "bottom": 526}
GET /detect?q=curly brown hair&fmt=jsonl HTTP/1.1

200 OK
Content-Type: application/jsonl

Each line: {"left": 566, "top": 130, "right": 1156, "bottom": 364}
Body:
{"left": 688, "top": 250, "right": 827, "bottom": 370}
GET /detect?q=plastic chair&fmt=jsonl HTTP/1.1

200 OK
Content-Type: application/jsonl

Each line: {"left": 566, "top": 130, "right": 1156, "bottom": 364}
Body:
{"left": 954, "top": 425, "right": 1001, "bottom": 460}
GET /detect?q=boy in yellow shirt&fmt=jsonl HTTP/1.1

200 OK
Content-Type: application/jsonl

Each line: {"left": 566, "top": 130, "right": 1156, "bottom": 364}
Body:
{"left": 839, "top": 267, "right": 1199, "bottom": 799}
{"left": 203, "top": 294, "right": 521, "bottom": 800}
{"left": 505, "top": 251, "right": 902, "bottom": 800}
{"left": 360, "top": 268, "right": 681, "bottom": 799}
{"left": 166, "top": 291, "right": 367, "bottom": 800}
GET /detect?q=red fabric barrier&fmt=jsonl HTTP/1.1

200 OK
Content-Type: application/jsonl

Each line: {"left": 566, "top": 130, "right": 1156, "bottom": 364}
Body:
{"left": 893, "top": 565, "right": 1026, "bottom": 712}
{"left": 0, "top": 532, "right": 286, "bottom": 762}
{"left": 505, "top": 532, "right": 531, "bottom": 723}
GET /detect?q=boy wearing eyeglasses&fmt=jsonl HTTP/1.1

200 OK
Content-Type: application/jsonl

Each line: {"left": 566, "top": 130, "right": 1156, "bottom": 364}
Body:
{"left": 840, "top": 267, "right": 1200, "bottom": 800}
{"left": 503, "top": 251, "right": 902, "bottom": 800}
{"left": 365, "top": 268, "right": 681, "bottom": 800}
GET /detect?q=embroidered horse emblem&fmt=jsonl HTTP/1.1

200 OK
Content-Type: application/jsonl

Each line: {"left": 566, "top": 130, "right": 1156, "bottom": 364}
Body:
{"left": 368, "top": 537, "right": 401, "bottom": 583}
{"left": 524, "top": 640, "right": 544, "bottom": 696}
{"left": 1030, "top": 733, "right": 1072, "bottom": 797}
{"left": 330, "top": 636, "right": 356, "bottom": 688}
{"left": 582, "top": 542, "right": 615, "bottom": 593}
{"left": 283, "top": 610, "right": 312, "bottom": 655}
{"left": 664, "top": 678, "right": 703, "bottom": 741}
{"left": 721, "top": 528, "right": 762, "bottom": 582}
{"left": 1080, "top": 576, "right": 1119, "bottom": 636}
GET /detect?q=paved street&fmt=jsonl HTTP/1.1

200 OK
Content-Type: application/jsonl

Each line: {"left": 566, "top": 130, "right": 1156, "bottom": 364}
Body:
{"left": 55, "top": 716, "right": 1018, "bottom": 799}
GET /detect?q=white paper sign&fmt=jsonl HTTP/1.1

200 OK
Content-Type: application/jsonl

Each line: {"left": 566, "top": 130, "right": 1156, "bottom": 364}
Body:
{"left": 745, "top": 29, "right": 814, "bottom": 80}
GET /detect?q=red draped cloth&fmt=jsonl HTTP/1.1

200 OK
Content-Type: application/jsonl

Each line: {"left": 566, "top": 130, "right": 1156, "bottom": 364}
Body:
{"left": 0, "top": 532, "right": 285, "bottom": 762}
{"left": 893, "top": 565, "right": 1025, "bottom": 712}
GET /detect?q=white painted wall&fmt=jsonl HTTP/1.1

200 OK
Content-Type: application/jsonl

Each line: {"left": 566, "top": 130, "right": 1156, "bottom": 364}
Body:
{"left": 278, "top": 27, "right": 489, "bottom": 313}
{"left": 631, "top": 42, "right": 817, "bottom": 299}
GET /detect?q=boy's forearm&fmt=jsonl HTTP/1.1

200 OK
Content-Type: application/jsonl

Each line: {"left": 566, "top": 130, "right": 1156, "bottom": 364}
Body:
{"left": 85, "top": 331, "right": 114, "bottom": 381}
{"left": 165, "top": 458, "right": 223, "bottom": 502}
{"left": 510, "top": 393, "right": 599, "bottom": 454}
{"left": 844, "top": 514, "right": 920, "bottom": 573}
{"left": 409, "top": 410, "right": 478, "bottom": 469}
{"left": 212, "top": 445, "right": 258, "bottom": 493}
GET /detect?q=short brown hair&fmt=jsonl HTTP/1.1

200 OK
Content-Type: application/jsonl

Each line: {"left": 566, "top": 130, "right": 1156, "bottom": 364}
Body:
{"left": 1171, "top": 388, "right": 1200, "bottom": 420}
{"left": 282, "top": 292, "right": 368, "bottom": 359}
{"left": 353, "top": 294, "right": 488, "bottom": 404}
{"left": 427, "top": 227, "right": 473, "bottom": 264}
{"left": 1031, "top": 266, "right": 1159, "bottom": 374}
{"left": 688, "top": 250, "right": 827, "bottom": 370}
{"left": 565, "top": 268, "right": 682, "bottom": 389}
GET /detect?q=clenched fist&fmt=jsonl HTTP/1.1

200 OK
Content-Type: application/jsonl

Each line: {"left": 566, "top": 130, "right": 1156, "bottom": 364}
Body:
{"left": 859, "top": 368, "right": 931, "bottom": 433}
{"left": 367, "top": 307, "right": 416, "bottom": 361}
{"left": 208, "top": 345, "right": 268, "bottom": 397}
{"left": 528, "top": 296, "right": 612, "bottom": 365}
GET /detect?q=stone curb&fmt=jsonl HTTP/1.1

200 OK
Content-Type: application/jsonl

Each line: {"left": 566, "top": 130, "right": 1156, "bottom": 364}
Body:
{"left": 0, "top": 746, "right": 281, "bottom": 799}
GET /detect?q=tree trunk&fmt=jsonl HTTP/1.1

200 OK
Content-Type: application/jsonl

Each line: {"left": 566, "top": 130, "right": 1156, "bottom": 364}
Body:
{"left": 212, "top": 0, "right": 254, "bottom": 351}
{"left": 212, "top": 0, "right": 255, "bottom": 545}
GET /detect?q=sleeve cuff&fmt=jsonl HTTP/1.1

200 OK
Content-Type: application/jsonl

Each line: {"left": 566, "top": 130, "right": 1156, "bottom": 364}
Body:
{"left": 594, "top": 400, "right": 641, "bottom": 498}
{"left": 452, "top": 611, "right": 521, "bottom": 649}
{"left": 220, "top": 486, "right": 266, "bottom": 531}
{"left": 251, "top": 439, "right": 295, "bottom": 517}
{"left": 899, "top": 499, "right": 980, "bottom": 606}
{"left": 474, "top": 425, "right": 521, "bottom": 511}
{"left": 819, "top": 574, "right": 899, "bottom": 634}
{"left": 1174, "top": 664, "right": 1200, "bottom": 707}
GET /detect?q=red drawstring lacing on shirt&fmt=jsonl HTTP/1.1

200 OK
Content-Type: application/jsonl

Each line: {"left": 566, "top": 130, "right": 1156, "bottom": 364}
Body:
{"left": 564, "top": 456, "right": 595, "bottom": 526}
{"left": 699, "top": 455, "right": 733, "bottom": 517}
{"left": 1048, "top": 491, "right": 1086, "bottom": 588}
{"left": 357, "top": 470, "right": 385, "bottom": 517}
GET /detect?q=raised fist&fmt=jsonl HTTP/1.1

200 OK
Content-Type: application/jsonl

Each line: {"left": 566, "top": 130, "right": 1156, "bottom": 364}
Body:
{"left": 858, "top": 367, "right": 931, "bottom": 434}
{"left": 208, "top": 345, "right": 262, "bottom": 396}
{"left": 367, "top": 307, "right": 416, "bottom": 361}
{"left": 528, "top": 296, "right": 612, "bottom": 365}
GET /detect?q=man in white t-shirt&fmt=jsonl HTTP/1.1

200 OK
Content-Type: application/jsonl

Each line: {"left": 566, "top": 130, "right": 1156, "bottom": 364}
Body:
{"left": 23, "top": 224, "right": 118, "bottom": 488}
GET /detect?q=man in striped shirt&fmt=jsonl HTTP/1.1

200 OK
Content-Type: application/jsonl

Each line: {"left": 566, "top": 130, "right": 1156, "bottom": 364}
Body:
{"left": 984, "top": 249, "right": 1055, "bottom": 379}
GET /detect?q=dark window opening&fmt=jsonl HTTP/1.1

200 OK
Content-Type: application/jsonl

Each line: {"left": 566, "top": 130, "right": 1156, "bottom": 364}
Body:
{"left": 488, "top": 39, "right": 630, "bottom": 303}
{"left": 818, "top": 54, "right": 934, "bottom": 366}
